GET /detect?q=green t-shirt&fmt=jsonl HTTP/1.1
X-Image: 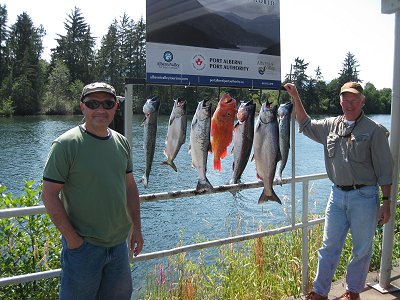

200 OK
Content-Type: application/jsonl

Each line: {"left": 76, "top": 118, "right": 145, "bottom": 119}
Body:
{"left": 43, "top": 126, "right": 133, "bottom": 247}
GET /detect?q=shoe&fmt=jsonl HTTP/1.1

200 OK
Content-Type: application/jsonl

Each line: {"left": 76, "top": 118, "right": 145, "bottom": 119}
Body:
{"left": 305, "top": 291, "right": 328, "bottom": 300}
{"left": 338, "top": 290, "right": 360, "bottom": 300}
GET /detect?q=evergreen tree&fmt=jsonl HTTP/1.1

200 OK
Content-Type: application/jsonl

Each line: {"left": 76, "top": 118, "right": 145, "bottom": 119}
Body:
{"left": 338, "top": 52, "right": 361, "bottom": 86}
{"left": 289, "top": 57, "right": 310, "bottom": 111}
{"left": 96, "top": 18, "right": 124, "bottom": 92}
{"left": 0, "top": 4, "right": 9, "bottom": 92}
{"left": 51, "top": 7, "right": 95, "bottom": 85}
{"left": 6, "top": 12, "right": 45, "bottom": 115}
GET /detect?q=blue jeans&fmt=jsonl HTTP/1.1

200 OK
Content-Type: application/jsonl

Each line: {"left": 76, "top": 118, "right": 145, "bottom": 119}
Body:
{"left": 60, "top": 238, "right": 132, "bottom": 300}
{"left": 313, "top": 184, "right": 379, "bottom": 296}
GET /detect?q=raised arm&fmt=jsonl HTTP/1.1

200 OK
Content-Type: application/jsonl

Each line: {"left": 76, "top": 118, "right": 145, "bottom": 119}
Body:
{"left": 284, "top": 83, "right": 308, "bottom": 124}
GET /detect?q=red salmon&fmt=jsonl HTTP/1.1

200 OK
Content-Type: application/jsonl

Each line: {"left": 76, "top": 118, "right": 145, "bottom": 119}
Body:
{"left": 210, "top": 93, "right": 237, "bottom": 171}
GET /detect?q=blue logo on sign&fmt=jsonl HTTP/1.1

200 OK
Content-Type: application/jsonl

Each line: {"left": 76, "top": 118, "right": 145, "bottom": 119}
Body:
{"left": 163, "top": 51, "right": 173, "bottom": 62}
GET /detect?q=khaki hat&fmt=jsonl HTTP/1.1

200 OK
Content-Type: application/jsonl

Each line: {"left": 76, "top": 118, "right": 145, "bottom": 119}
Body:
{"left": 340, "top": 82, "right": 363, "bottom": 95}
{"left": 81, "top": 82, "right": 117, "bottom": 101}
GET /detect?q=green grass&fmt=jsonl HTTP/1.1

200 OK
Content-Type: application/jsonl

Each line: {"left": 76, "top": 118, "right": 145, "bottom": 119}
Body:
{"left": 142, "top": 195, "right": 400, "bottom": 300}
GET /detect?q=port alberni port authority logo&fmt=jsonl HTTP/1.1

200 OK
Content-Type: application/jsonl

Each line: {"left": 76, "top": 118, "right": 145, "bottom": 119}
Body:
{"left": 192, "top": 54, "right": 206, "bottom": 71}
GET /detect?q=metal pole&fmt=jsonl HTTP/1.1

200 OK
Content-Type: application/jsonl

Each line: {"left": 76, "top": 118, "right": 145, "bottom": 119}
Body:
{"left": 124, "top": 84, "right": 133, "bottom": 147}
{"left": 302, "top": 180, "right": 309, "bottom": 294}
{"left": 379, "top": 10, "right": 400, "bottom": 290}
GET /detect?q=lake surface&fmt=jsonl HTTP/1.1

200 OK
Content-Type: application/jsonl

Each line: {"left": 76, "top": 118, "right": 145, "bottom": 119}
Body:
{"left": 0, "top": 113, "right": 391, "bottom": 296}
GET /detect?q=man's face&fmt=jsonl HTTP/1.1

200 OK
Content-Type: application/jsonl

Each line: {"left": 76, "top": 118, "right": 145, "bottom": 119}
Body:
{"left": 340, "top": 92, "right": 365, "bottom": 121}
{"left": 80, "top": 92, "right": 117, "bottom": 128}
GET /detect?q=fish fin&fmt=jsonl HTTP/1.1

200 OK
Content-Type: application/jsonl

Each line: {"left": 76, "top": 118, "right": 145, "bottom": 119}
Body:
{"left": 213, "top": 158, "right": 222, "bottom": 172}
{"left": 275, "top": 174, "right": 283, "bottom": 186}
{"left": 258, "top": 188, "right": 281, "bottom": 204}
{"left": 141, "top": 116, "right": 146, "bottom": 126}
{"left": 255, "top": 120, "right": 261, "bottom": 131}
{"left": 196, "top": 178, "right": 214, "bottom": 193}
{"left": 208, "top": 142, "right": 212, "bottom": 153}
{"left": 251, "top": 154, "right": 255, "bottom": 162}
{"left": 161, "top": 160, "right": 177, "bottom": 172}
{"left": 230, "top": 146, "right": 234, "bottom": 155}
{"left": 232, "top": 160, "right": 235, "bottom": 172}
{"left": 139, "top": 175, "right": 148, "bottom": 188}
{"left": 220, "top": 149, "right": 228, "bottom": 160}
{"left": 169, "top": 116, "right": 175, "bottom": 126}
{"left": 234, "top": 121, "right": 239, "bottom": 128}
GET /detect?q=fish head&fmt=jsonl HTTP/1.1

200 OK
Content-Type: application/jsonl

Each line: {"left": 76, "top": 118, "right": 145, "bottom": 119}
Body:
{"left": 277, "top": 102, "right": 293, "bottom": 119}
{"left": 173, "top": 97, "right": 187, "bottom": 116}
{"left": 259, "top": 102, "right": 277, "bottom": 124}
{"left": 237, "top": 100, "right": 256, "bottom": 123}
{"left": 195, "top": 99, "right": 212, "bottom": 120}
{"left": 143, "top": 96, "right": 161, "bottom": 115}
{"left": 214, "top": 94, "right": 237, "bottom": 123}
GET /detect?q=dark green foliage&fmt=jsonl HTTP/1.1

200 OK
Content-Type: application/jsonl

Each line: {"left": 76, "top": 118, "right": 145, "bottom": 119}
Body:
{"left": 50, "top": 7, "right": 95, "bottom": 85}
{"left": 4, "top": 13, "right": 45, "bottom": 115}
{"left": 0, "top": 182, "right": 61, "bottom": 300}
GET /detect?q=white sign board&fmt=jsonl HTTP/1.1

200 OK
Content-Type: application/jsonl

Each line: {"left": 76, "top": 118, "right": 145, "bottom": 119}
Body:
{"left": 146, "top": 0, "right": 281, "bottom": 89}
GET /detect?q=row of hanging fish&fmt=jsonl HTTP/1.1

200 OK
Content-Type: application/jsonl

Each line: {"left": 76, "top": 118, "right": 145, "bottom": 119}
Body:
{"left": 139, "top": 93, "right": 293, "bottom": 205}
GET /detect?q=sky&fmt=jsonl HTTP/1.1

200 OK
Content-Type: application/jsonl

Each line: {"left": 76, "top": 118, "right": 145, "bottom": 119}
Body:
{"left": 2, "top": 0, "right": 397, "bottom": 89}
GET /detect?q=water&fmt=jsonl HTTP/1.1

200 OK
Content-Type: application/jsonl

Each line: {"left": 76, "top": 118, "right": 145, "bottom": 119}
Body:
{"left": 0, "top": 113, "right": 391, "bottom": 295}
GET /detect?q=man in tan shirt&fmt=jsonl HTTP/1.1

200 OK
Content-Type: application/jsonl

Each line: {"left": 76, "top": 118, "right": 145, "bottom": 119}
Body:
{"left": 285, "top": 82, "right": 393, "bottom": 300}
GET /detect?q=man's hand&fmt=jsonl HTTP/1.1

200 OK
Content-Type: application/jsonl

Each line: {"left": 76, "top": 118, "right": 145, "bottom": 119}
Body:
{"left": 130, "top": 227, "right": 144, "bottom": 256}
{"left": 378, "top": 201, "right": 391, "bottom": 225}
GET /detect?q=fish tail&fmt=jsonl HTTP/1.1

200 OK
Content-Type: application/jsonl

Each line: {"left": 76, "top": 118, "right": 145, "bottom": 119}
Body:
{"left": 196, "top": 178, "right": 214, "bottom": 193}
{"left": 275, "top": 173, "right": 283, "bottom": 186}
{"left": 161, "top": 160, "right": 177, "bottom": 172}
{"left": 258, "top": 188, "right": 281, "bottom": 204}
{"left": 213, "top": 158, "right": 222, "bottom": 172}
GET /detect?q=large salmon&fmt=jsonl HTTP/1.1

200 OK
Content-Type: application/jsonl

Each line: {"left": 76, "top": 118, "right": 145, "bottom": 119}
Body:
{"left": 140, "top": 96, "right": 160, "bottom": 188}
{"left": 276, "top": 102, "right": 293, "bottom": 184}
{"left": 162, "top": 97, "right": 187, "bottom": 172}
{"left": 229, "top": 100, "right": 256, "bottom": 184}
{"left": 210, "top": 93, "right": 237, "bottom": 172}
{"left": 189, "top": 99, "right": 213, "bottom": 192}
{"left": 253, "top": 102, "right": 281, "bottom": 204}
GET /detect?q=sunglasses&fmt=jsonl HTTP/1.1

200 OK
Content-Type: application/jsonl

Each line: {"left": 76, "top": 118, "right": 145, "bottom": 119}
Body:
{"left": 83, "top": 99, "right": 116, "bottom": 110}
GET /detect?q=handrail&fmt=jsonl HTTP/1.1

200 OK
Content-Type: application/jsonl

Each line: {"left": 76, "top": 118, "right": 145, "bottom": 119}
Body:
{"left": 0, "top": 173, "right": 328, "bottom": 290}
{"left": 0, "top": 173, "right": 328, "bottom": 219}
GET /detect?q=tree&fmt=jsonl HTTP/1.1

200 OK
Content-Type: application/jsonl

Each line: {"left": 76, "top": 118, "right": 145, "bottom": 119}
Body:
{"left": 42, "top": 60, "right": 72, "bottom": 114}
{"left": 51, "top": 7, "right": 95, "bottom": 85}
{"left": 6, "top": 12, "right": 45, "bottom": 115}
{"left": 338, "top": 52, "right": 361, "bottom": 86}
{"left": 95, "top": 18, "right": 123, "bottom": 92}
{"left": 0, "top": 4, "right": 9, "bottom": 91}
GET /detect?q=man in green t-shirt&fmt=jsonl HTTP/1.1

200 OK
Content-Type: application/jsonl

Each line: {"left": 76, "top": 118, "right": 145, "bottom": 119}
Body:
{"left": 42, "top": 82, "right": 143, "bottom": 300}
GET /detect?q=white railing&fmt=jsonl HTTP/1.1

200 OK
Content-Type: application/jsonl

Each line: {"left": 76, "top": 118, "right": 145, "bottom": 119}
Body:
{"left": 0, "top": 173, "right": 328, "bottom": 295}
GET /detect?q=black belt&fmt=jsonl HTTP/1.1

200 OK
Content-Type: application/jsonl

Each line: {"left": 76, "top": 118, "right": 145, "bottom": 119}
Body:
{"left": 336, "top": 184, "right": 366, "bottom": 191}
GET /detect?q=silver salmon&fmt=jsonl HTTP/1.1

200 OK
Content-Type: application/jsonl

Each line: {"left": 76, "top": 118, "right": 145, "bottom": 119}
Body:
{"left": 229, "top": 100, "right": 256, "bottom": 184}
{"left": 276, "top": 102, "right": 293, "bottom": 185}
{"left": 140, "top": 96, "right": 160, "bottom": 188}
{"left": 189, "top": 99, "right": 213, "bottom": 192}
{"left": 253, "top": 102, "right": 281, "bottom": 204}
{"left": 162, "top": 97, "right": 187, "bottom": 172}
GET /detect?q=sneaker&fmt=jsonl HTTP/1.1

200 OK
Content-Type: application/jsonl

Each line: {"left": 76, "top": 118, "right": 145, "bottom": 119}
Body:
{"left": 305, "top": 291, "right": 328, "bottom": 300}
{"left": 338, "top": 291, "right": 360, "bottom": 300}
